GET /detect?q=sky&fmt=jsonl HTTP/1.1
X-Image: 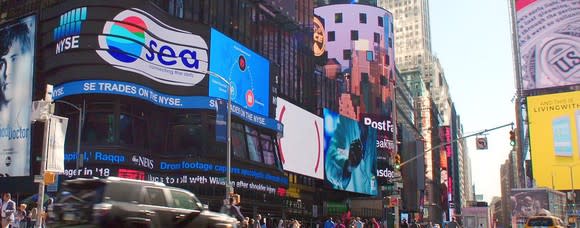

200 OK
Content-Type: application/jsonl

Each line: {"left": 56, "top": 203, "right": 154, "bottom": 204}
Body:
{"left": 428, "top": 0, "right": 517, "bottom": 203}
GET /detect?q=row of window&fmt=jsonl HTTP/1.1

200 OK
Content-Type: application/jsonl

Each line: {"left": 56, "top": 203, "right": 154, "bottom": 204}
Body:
{"left": 57, "top": 96, "right": 282, "bottom": 169}
{"left": 334, "top": 12, "right": 384, "bottom": 27}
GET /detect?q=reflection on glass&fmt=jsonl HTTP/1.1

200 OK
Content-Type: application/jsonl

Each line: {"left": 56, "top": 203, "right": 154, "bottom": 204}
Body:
{"left": 231, "top": 123, "right": 248, "bottom": 159}
{"left": 246, "top": 126, "right": 262, "bottom": 163}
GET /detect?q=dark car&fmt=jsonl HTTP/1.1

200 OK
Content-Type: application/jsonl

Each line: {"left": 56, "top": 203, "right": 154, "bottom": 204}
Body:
{"left": 48, "top": 177, "right": 237, "bottom": 228}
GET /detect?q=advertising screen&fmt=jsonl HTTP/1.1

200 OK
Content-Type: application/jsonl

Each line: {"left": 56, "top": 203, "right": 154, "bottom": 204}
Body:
{"left": 324, "top": 108, "right": 377, "bottom": 195}
{"left": 527, "top": 91, "right": 580, "bottom": 190}
{"left": 209, "top": 28, "right": 270, "bottom": 117}
{"left": 40, "top": 0, "right": 210, "bottom": 96}
{"left": 0, "top": 15, "right": 36, "bottom": 176}
{"left": 515, "top": 0, "right": 580, "bottom": 91}
{"left": 62, "top": 150, "right": 289, "bottom": 195}
{"left": 360, "top": 113, "right": 394, "bottom": 185}
{"left": 510, "top": 189, "right": 550, "bottom": 226}
{"left": 276, "top": 98, "right": 324, "bottom": 179}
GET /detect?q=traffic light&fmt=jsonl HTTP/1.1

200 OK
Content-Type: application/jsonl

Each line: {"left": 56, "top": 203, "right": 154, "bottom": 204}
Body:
{"left": 509, "top": 130, "right": 516, "bottom": 146}
{"left": 394, "top": 154, "right": 401, "bottom": 170}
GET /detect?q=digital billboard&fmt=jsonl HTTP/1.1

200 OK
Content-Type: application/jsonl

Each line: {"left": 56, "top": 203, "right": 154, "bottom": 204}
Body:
{"left": 360, "top": 113, "right": 394, "bottom": 185}
{"left": 209, "top": 28, "right": 270, "bottom": 117}
{"left": 276, "top": 98, "right": 324, "bottom": 180}
{"left": 515, "top": 0, "right": 580, "bottom": 91}
{"left": 510, "top": 189, "right": 550, "bottom": 226}
{"left": 527, "top": 91, "right": 580, "bottom": 190}
{"left": 324, "top": 108, "right": 377, "bottom": 195}
{"left": 40, "top": 0, "right": 211, "bottom": 96}
{"left": 0, "top": 15, "right": 36, "bottom": 177}
{"left": 62, "top": 149, "right": 289, "bottom": 195}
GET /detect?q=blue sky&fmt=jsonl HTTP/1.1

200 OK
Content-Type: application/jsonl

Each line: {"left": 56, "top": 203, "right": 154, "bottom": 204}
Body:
{"left": 428, "top": 0, "right": 517, "bottom": 202}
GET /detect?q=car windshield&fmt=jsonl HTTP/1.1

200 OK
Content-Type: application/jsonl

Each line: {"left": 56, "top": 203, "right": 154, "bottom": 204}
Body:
{"left": 58, "top": 180, "right": 106, "bottom": 204}
{"left": 527, "top": 217, "right": 554, "bottom": 226}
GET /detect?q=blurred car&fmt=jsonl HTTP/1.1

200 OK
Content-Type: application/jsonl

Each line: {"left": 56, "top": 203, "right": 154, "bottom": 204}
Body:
{"left": 525, "top": 215, "right": 566, "bottom": 228}
{"left": 48, "top": 177, "right": 237, "bottom": 228}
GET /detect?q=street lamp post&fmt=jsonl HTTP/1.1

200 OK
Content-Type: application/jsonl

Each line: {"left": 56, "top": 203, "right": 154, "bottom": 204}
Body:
{"left": 53, "top": 100, "right": 84, "bottom": 169}
{"left": 204, "top": 71, "right": 233, "bottom": 199}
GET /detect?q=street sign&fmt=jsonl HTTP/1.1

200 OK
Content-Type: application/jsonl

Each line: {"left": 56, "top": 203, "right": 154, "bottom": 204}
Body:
{"left": 34, "top": 175, "right": 43, "bottom": 183}
{"left": 476, "top": 137, "right": 488, "bottom": 150}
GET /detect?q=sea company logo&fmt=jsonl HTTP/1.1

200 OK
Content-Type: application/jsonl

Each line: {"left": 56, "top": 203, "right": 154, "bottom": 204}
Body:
{"left": 54, "top": 7, "right": 87, "bottom": 54}
{"left": 97, "top": 9, "right": 209, "bottom": 86}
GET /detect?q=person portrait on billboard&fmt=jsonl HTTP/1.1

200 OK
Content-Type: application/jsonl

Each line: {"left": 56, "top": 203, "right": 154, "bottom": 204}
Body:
{"left": 511, "top": 192, "right": 551, "bottom": 218}
{"left": 324, "top": 110, "right": 378, "bottom": 195}
{"left": 0, "top": 16, "right": 35, "bottom": 177}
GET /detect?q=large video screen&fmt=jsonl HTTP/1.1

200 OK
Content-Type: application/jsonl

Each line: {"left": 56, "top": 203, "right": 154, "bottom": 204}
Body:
{"left": 0, "top": 15, "right": 36, "bottom": 177}
{"left": 209, "top": 28, "right": 270, "bottom": 117}
{"left": 527, "top": 91, "right": 580, "bottom": 190}
{"left": 276, "top": 98, "right": 324, "bottom": 179}
{"left": 323, "top": 109, "right": 377, "bottom": 195}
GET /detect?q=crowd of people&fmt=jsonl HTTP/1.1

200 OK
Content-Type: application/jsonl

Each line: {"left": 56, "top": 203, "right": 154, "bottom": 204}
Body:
{"left": 0, "top": 193, "right": 51, "bottom": 228}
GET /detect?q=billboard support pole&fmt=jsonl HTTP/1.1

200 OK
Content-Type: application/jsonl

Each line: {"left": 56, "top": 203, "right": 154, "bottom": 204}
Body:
{"left": 507, "top": 0, "right": 526, "bottom": 188}
{"left": 392, "top": 79, "right": 400, "bottom": 228}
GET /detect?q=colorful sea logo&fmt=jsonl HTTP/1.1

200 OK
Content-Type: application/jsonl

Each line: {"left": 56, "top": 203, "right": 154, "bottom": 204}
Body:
{"left": 106, "top": 16, "right": 146, "bottom": 63}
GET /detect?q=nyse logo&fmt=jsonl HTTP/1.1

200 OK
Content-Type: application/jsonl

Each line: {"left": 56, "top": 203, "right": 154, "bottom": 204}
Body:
{"left": 363, "top": 117, "right": 393, "bottom": 132}
{"left": 132, "top": 155, "right": 154, "bottom": 169}
{"left": 54, "top": 7, "right": 87, "bottom": 54}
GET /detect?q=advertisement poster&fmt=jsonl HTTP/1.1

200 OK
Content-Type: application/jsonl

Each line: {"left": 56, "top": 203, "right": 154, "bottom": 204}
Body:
{"left": 510, "top": 189, "right": 550, "bottom": 226}
{"left": 324, "top": 108, "right": 377, "bottom": 195}
{"left": 276, "top": 98, "right": 324, "bottom": 180}
{"left": 209, "top": 28, "right": 270, "bottom": 117}
{"left": 516, "top": 0, "right": 580, "bottom": 90}
{"left": 527, "top": 91, "right": 580, "bottom": 190}
{"left": 0, "top": 15, "right": 36, "bottom": 177}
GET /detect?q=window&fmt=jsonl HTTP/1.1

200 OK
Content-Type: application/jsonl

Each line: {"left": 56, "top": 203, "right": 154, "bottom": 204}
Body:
{"left": 245, "top": 126, "right": 263, "bottom": 163}
{"left": 231, "top": 122, "right": 248, "bottom": 159}
{"left": 260, "top": 134, "right": 276, "bottom": 166}
{"left": 334, "top": 13, "right": 342, "bottom": 23}
{"left": 378, "top": 16, "right": 384, "bottom": 27}
{"left": 343, "top": 49, "right": 352, "bottom": 60}
{"left": 374, "top": 33, "right": 380, "bottom": 43}
{"left": 170, "top": 190, "right": 200, "bottom": 210}
{"left": 328, "top": 31, "right": 335, "bottom": 41}
{"left": 351, "top": 30, "right": 358, "bottom": 41}
{"left": 83, "top": 112, "right": 115, "bottom": 145}
{"left": 366, "top": 51, "right": 374, "bottom": 61}
{"left": 104, "top": 183, "right": 142, "bottom": 203}
{"left": 359, "top": 13, "right": 367, "bottom": 24}
{"left": 167, "top": 113, "right": 204, "bottom": 156}
{"left": 146, "top": 188, "right": 167, "bottom": 207}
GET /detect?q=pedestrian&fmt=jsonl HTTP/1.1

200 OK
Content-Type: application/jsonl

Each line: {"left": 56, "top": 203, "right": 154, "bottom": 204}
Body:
{"left": 447, "top": 218, "right": 460, "bottom": 228}
{"left": 1, "top": 193, "right": 16, "bottom": 228}
{"left": 14, "top": 203, "right": 27, "bottom": 228}
{"left": 278, "top": 219, "right": 285, "bottom": 228}
{"left": 291, "top": 219, "right": 300, "bottom": 228}
{"left": 370, "top": 218, "right": 380, "bottom": 228}
{"left": 335, "top": 219, "right": 346, "bottom": 228}
{"left": 400, "top": 219, "right": 409, "bottom": 228}
{"left": 228, "top": 197, "right": 245, "bottom": 227}
{"left": 324, "top": 217, "right": 335, "bottom": 228}
{"left": 252, "top": 214, "right": 262, "bottom": 228}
